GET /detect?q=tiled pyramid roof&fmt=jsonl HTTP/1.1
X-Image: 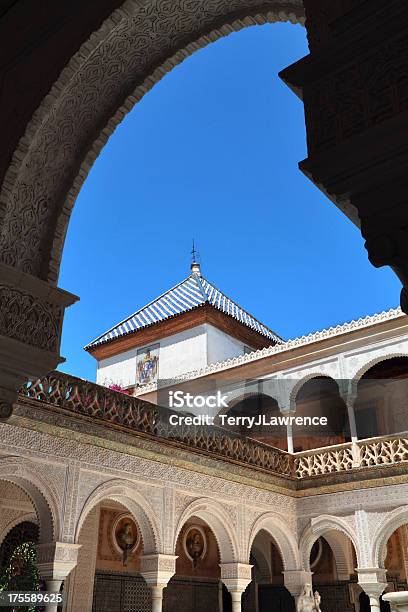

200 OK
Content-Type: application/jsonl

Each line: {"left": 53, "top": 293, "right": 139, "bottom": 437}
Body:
{"left": 85, "top": 269, "right": 282, "bottom": 350}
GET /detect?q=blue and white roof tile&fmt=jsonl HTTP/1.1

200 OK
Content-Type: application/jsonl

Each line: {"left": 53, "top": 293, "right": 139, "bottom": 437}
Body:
{"left": 85, "top": 272, "right": 282, "bottom": 350}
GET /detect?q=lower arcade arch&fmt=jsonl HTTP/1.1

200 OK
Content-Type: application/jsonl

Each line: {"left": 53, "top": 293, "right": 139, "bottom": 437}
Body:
{"left": 165, "top": 515, "right": 227, "bottom": 612}
{"left": 67, "top": 497, "right": 152, "bottom": 612}
{"left": 0, "top": 460, "right": 60, "bottom": 544}
{"left": 75, "top": 481, "right": 160, "bottom": 555}
{"left": 356, "top": 511, "right": 408, "bottom": 612}
{"left": 245, "top": 529, "right": 295, "bottom": 612}
{"left": 173, "top": 499, "right": 239, "bottom": 565}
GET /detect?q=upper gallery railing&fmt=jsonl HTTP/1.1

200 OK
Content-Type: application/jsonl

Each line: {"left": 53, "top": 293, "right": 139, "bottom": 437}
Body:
{"left": 19, "top": 372, "right": 408, "bottom": 480}
{"left": 20, "top": 371, "right": 294, "bottom": 478}
{"left": 294, "top": 434, "right": 408, "bottom": 478}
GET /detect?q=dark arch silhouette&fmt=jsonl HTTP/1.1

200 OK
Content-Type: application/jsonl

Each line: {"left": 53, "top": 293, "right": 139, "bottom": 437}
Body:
{"left": 355, "top": 357, "right": 408, "bottom": 438}
{"left": 294, "top": 376, "right": 349, "bottom": 451}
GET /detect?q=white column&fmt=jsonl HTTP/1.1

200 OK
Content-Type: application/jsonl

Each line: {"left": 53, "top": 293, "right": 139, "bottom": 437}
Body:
{"left": 220, "top": 563, "right": 252, "bottom": 612}
{"left": 230, "top": 590, "right": 244, "bottom": 612}
{"left": 287, "top": 422, "right": 294, "bottom": 453}
{"left": 140, "top": 554, "right": 177, "bottom": 612}
{"left": 342, "top": 392, "right": 361, "bottom": 466}
{"left": 346, "top": 396, "right": 358, "bottom": 443}
{"left": 357, "top": 568, "right": 387, "bottom": 612}
{"left": 150, "top": 586, "right": 165, "bottom": 612}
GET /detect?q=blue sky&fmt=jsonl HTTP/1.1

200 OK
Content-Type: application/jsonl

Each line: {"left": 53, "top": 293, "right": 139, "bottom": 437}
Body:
{"left": 59, "top": 22, "right": 401, "bottom": 381}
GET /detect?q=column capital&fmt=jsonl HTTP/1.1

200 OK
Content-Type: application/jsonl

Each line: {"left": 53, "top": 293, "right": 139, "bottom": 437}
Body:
{"left": 220, "top": 562, "right": 252, "bottom": 593}
{"left": 283, "top": 570, "right": 313, "bottom": 597}
{"left": 357, "top": 567, "right": 388, "bottom": 598}
{"left": 139, "top": 554, "right": 177, "bottom": 587}
{"left": 36, "top": 542, "right": 81, "bottom": 581}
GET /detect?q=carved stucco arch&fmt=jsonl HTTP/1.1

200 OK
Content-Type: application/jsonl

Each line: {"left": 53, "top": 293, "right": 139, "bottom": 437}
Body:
{"left": 0, "top": 457, "right": 60, "bottom": 544}
{"left": 350, "top": 352, "right": 408, "bottom": 397}
{"left": 0, "top": 513, "right": 38, "bottom": 549}
{"left": 75, "top": 479, "right": 160, "bottom": 555}
{"left": 288, "top": 373, "right": 341, "bottom": 412}
{"left": 372, "top": 505, "right": 408, "bottom": 569}
{"left": 247, "top": 512, "right": 300, "bottom": 570}
{"left": 0, "top": 0, "right": 304, "bottom": 284}
{"left": 300, "top": 523, "right": 354, "bottom": 579}
{"left": 174, "top": 497, "right": 239, "bottom": 563}
{"left": 300, "top": 515, "right": 360, "bottom": 570}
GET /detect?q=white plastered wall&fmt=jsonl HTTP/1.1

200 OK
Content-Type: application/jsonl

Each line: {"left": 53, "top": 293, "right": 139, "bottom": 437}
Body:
{"left": 96, "top": 322, "right": 252, "bottom": 386}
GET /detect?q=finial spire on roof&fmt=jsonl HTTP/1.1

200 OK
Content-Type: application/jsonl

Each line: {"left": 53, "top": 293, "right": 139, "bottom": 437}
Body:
{"left": 191, "top": 239, "right": 201, "bottom": 276}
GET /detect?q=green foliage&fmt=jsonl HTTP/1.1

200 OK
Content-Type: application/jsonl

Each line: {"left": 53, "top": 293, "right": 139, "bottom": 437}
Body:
{"left": 0, "top": 542, "right": 40, "bottom": 611}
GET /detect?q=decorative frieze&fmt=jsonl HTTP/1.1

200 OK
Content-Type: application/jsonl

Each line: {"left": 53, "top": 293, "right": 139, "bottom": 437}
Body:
{"left": 0, "top": 262, "right": 77, "bottom": 415}
{"left": 0, "top": 285, "right": 63, "bottom": 353}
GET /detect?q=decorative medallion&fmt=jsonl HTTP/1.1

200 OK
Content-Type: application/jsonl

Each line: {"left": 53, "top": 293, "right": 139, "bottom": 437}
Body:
{"left": 112, "top": 514, "right": 140, "bottom": 567}
{"left": 183, "top": 525, "right": 207, "bottom": 569}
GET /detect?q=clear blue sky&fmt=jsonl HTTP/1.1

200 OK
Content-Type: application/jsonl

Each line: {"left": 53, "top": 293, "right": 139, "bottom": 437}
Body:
{"left": 59, "top": 22, "right": 401, "bottom": 382}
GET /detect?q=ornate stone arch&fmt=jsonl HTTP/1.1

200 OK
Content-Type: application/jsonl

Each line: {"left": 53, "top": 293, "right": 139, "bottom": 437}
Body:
{"left": 300, "top": 515, "right": 360, "bottom": 570}
{"left": 75, "top": 479, "right": 160, "bottom": 555}
{"left": 247, "top": 512, "right": 300, "bottom": 570}
{"left": 0, "top": 0, "right": 304, "bottom": 284}
{"left": 288, "top": 373, "right": 340, "bottom": 411}
{"left": 0, "top": 513, "right": 38, "bottom": 548}
{"left": 174, "top": 497, "right": 239, "bottom": 563}
{"left": 0, "top": 456, "right": 61, "bottom": 544}
{"left": 350, "top": 352, "right": 408, "bottom": 396}
{"left": 372, "top": 505, "right": 408, "bottom": 569}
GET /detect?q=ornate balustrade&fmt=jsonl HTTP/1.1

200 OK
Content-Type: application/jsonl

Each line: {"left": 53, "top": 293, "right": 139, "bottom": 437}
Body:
{"left": 294, "top": 434, "right": 408, "bottom": 478}
{"left": 20, "top": 372, "right": 294, "bottom": 478}
{"left": 18, "top": 372, "right": 408, "bottom": 481}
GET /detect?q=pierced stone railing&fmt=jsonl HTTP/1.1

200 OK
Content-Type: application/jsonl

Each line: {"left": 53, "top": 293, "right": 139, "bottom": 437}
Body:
{"left": 19, "top": 372, "right": 408, "bottom": 481}
{"left": 294, "top": 434, "right": 408, "bottom": 478}
{"left": 294, "top": 444, "right": 355, "bottom": 478}
{"left": 359, "top": 436, "right": 408, "bottom": 467}
{"left": 20, "top": 371, "right": 294, "bottom": 478}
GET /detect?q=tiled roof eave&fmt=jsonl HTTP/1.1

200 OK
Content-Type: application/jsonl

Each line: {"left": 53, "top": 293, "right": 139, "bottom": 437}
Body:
{"left": 85, "top": 301, "right": 281, "bottom": 351}
{"left": 85, "top": 272, "right": 281, "bottom": 351}
{"left": 84, "top": 302, "right": 207, "bottom": 351}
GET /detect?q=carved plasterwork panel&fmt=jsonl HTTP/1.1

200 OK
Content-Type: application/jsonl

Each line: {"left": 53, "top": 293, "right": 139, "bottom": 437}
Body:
{"left": 0, "top": 285, "right": 63, "bottom": 352}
